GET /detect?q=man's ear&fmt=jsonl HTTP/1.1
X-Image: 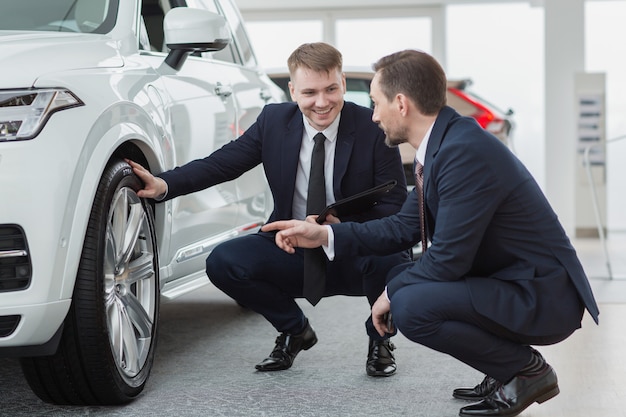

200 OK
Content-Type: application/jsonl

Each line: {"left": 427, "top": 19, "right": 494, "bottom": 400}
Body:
{"left": 288, "top": 81, "right": 295, "bottom": 101}
{"left": 396, "top": 94, "right": 409, "bottom": 116}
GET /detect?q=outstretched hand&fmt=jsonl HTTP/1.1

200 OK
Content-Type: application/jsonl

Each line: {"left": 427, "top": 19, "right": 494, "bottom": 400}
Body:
{"left": 261, "top": 217, "right": 329, "bottom": 254}
{"left": 126, "top": 159, "right": 167, "bottom": 199}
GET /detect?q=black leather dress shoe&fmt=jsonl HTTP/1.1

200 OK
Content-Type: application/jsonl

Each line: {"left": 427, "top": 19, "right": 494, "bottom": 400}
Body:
{"left": 453, "top": 375, "right": 498, "bottom": 400}
{"left": 366, "top": 339, "right": 396, "bottom": 377}
{"left": 459, "top": 351, "right": 559, "bottom": 417}
{"left": 255, "top": 320, "right": 317, "bottom": 371}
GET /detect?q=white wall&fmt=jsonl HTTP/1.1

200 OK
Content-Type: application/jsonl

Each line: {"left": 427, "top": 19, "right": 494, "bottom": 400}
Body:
{"left": 585, "top": 1, "right": 626, "bottom": 232}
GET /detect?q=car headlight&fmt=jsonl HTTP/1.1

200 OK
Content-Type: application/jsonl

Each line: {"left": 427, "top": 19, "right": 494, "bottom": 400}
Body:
{"left": 0, "top": 89, "right": 83, "bottom": 142}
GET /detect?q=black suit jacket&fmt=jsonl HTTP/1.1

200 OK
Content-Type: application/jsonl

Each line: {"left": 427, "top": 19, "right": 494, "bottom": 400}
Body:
{"left": 158, "top": 101, "right": 407, "bottom": 223}
{"left": 332, "top": 106, "right": 599, "bottom": 336}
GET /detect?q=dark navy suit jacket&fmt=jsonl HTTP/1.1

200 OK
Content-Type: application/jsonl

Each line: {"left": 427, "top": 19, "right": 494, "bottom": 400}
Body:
{"left": 158, "top": 101, "right": 407, "bottom": 224}
{"left": 332, "top": 106, "right": 599, "bottom": 337}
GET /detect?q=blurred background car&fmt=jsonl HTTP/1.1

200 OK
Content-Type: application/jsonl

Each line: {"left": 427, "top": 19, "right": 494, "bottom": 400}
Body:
{"left": 268, "top": 67, "right": 515, "bottom": 185}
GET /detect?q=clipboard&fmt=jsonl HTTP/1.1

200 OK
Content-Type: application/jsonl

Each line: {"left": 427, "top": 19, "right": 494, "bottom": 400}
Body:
{"left": 315, "top": 180, "right": 397, "bottom": 224}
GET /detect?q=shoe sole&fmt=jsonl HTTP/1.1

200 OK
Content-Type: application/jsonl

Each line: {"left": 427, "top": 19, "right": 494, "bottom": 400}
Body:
{"left": 535, "top": 384, "right": 560, "bottom": 404}
{"left": 366, "top": 369, "right": 396, "bottom": 377}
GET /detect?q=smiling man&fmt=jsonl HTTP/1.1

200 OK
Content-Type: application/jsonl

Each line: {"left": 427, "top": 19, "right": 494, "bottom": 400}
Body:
{"left": 129, "top": 42, "right": 409, "bottom": 376}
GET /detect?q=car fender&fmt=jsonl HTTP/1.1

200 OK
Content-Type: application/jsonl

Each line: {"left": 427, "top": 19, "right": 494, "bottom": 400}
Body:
{"left": 54, "top": 101, "right": 169, "bottom": 300}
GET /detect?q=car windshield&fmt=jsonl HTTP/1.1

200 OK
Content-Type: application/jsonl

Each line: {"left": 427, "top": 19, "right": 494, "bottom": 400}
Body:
{"left": 0, "top": 0, "right": 119, "bottom": 34}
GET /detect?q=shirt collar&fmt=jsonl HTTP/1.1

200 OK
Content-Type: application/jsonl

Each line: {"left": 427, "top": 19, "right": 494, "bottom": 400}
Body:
{"left": 302, "top": 113, "right": 341, "bottom": 142}
{"left": 415, "top": 121, "right": 435, "bottom": 166}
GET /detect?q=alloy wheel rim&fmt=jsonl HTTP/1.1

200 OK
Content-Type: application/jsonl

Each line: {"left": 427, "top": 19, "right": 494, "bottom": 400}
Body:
{"left": 103, "top": 187, "right": 156, "bottom": 384}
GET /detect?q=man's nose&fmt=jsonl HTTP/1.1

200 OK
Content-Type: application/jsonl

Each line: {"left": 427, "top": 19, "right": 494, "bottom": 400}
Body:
{"left": 315, "top": 93, "right": 329, "bottom": 107}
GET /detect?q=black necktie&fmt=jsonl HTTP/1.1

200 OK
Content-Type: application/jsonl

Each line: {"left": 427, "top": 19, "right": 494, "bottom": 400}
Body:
{"left": 303, "top": 132, "right": 327, "bottom": 305}
{"left": 415, "top": 159, "right": 428, "bottom": 253}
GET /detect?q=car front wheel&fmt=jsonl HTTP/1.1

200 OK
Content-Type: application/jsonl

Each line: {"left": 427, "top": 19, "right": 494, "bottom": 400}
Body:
{"left": 21, "top": 158, "right": 160, "bottom": 405}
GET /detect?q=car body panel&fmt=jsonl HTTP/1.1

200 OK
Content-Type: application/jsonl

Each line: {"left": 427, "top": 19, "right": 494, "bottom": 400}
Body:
{"left": 0, "top": 32, "right": 124, "bottom": 88}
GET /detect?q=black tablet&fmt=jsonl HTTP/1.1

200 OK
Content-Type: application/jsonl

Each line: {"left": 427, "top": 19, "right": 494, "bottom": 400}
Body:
{"left": 315, "top": 180, "right": 397, "bottom": 224}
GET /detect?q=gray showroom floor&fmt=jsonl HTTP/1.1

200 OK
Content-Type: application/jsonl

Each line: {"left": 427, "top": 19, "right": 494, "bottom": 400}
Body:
{"left": 1, "top": 235, "right": 626, "bottom": 417}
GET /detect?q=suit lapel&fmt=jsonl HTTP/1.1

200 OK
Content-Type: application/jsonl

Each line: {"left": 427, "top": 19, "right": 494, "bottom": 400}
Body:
{"left": 424, "top": 106, "right": 456, "bottom": 188}
{"left": 332, "top": 104, "right": 356, "bottom": 199}
{"left": 422, "top": 106, "right": 456, "bottom": 235}
{"left": 278, "top": 110, "right": 305, "bottom": 218}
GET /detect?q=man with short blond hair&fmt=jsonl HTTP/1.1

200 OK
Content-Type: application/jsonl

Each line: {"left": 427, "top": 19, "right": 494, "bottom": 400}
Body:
{"left": 129, "top": 42, "right": 409, "bottom": 376}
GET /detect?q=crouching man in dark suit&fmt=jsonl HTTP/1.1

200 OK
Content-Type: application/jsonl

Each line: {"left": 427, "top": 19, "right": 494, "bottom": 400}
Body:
{"left": 262, "top": 49, "right": 599, "bottom": 417}
{"left": 129, "top": 42, "right": 409, "bottom": 376}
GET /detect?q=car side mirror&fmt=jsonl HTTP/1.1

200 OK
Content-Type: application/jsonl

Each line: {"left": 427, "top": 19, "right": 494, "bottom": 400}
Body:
{"left": 163, "top": 7, "right": 231, "bottom": 71}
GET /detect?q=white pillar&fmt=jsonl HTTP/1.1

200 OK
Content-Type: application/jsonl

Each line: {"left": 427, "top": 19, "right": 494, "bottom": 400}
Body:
{"left": 544, "top": 0, "right": 585, "bottom": 235}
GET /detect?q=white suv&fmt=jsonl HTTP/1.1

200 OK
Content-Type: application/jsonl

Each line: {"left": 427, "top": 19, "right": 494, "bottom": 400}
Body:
{"left": 0, "top": 0, "right": 280, "bottom": 405}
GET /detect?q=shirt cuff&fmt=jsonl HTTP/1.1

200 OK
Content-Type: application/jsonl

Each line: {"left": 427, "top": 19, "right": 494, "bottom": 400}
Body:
{"left": 321, "top": 224, "right": 335, "bottom": 261}
{"left": 384, "top": 286, "right": 391, "bottom": 303}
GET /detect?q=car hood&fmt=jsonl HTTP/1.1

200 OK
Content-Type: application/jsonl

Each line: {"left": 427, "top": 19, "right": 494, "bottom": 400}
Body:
{"left": 0, "top": 31, "right": 124, "bottom": 88}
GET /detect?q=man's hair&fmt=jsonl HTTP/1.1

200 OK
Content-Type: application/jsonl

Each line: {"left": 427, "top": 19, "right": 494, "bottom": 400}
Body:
{"left": 287, "top": 42, "right": 343, "bottom": 76}
{"left": 373, "top": 49, "right": 447, "bottom": 115}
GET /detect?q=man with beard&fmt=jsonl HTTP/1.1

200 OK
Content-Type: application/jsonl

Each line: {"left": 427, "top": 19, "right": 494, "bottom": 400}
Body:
{"left": 262, "top": 49, "right": 599, "bottom": 417}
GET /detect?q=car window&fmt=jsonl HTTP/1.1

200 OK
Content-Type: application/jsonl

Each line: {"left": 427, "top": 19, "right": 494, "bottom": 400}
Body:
{"left": 345, "top": 77, "right": 373, "bottom": 108}
{"left": 344, "top": 91, "right": 372, "bottom": 108}
{"left": 141, "top": 0, "right": 166, "bottom": 51}
{"left": 215, "top": 0, "right": 258, "bottom": 68}
{"left": 0, "top": 0, "right": 119, "bottom": 34}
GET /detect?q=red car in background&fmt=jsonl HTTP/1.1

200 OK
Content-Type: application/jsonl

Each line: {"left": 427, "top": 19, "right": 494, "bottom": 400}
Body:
{"left": 446, "top": 78, "right": 515, "bottom": 144}
{"left": 269, "top": 68, "right": 515, "bottom": 185}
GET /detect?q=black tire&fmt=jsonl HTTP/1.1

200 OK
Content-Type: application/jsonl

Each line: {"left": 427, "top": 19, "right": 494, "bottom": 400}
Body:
{"left": 21, "top": 159, "right": 160, "bottom": 405}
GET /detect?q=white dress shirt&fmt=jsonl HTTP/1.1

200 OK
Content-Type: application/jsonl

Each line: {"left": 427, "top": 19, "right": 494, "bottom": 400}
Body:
{"left": 291, "top": 114, "right": 340, "bottom": 220}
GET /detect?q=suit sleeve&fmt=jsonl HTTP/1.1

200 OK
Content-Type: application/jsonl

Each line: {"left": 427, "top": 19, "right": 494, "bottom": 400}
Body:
{"left": 335, "top": 130, "right": 515, "bottom": 294}
{"left": 333, "top": 188, "right": 422, "bottom": 254}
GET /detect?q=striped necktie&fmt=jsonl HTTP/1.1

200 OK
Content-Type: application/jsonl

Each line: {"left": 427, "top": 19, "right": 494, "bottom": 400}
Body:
{"left": 415, "top": 159, "right": 428, "bottom": 252}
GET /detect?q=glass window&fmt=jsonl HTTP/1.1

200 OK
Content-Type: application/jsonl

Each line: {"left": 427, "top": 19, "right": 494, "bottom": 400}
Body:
{"left": 336, "top": 17, "right": 432, "bottom": 67}
{"left": 344, "top": 77, "right": 373, "bottom": 108}
{"left": 448, "top": 3, "right": 543, "bottom": 185}
{"left": 245, "top": 20, "right": 323, "bottom": 69}
{"left": 141, "top": 0, "right": 170, "bottom": 51}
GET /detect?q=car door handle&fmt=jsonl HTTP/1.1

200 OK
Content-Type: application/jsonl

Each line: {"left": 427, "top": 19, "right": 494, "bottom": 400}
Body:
{"left": 215, "top": 83, "right": 232, "bottom": 97}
